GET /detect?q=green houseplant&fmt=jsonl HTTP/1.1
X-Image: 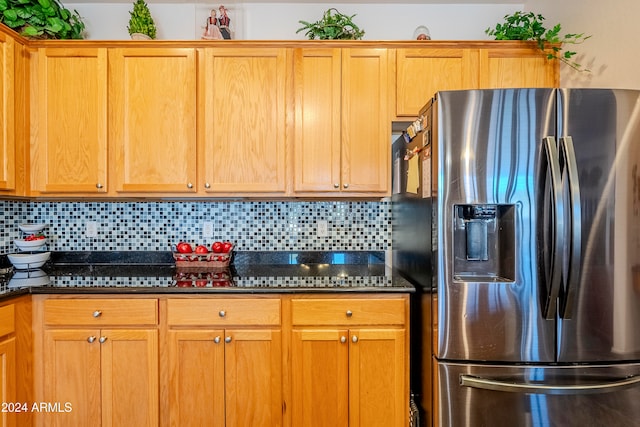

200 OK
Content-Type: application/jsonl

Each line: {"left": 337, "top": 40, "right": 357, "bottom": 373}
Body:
{"left": 297, "top": 8, "right": 365, "bottom": 40}
{"left": 0, "top": 0, "right": 85, "bottom": 39}
{"left": 127, "top": 0, "right": 156, "bottom": 40}
{"left": 485, "top": 11, "right": 591, "bottom": 71}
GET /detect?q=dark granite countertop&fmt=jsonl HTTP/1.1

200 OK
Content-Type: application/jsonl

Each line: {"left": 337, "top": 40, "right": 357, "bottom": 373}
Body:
{"left": 0, "top": 251, "right": 415, "bottom": 300}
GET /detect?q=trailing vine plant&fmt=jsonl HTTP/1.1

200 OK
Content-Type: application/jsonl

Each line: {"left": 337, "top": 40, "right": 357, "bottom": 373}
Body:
{"left": 297, "top": 8, "right": 365, "bottom": 40}
{"left": 485, "top": 12, "right": 591, "bottom": 72}
{"left": 0, "top": 0, "right": 85, "bottom": 39}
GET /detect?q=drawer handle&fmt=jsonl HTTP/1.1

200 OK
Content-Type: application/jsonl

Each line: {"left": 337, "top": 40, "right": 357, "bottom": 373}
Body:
{"left": 340, "top": 336, "right": 347, "bottom": 343}
{"left": 214, "top": 336, "right": 221, "bottom": 343}
{"left": 99, "top": 336, "right": 108, "bottom": 344}
{"left": 87, "top": 336, "right": 96, "bottom": 343}
{"left": 205, "top": 182, "right": 211, "bottom": 189}
{"left": 96, "top": 183, "right": 103, "bottom": 189}
{"left": 334, "top": 183, "right": 340, "bottom": 188}
{"left": 187, "top": 182, "right": 194, "bottom": 189}
{"left": 346, "top": 310, "right": 353, "bottom": 317}
{"left": 225, "top": 336, "right": 232, "bottom": 343}
{"left": 352, "top": 335, "right": 358, "bottom": 343}
{"left": 219, "top": 310, "right": 226, "bottom": 318}
{"left": 93, "top": 310, "right": 102, "bottom": 318}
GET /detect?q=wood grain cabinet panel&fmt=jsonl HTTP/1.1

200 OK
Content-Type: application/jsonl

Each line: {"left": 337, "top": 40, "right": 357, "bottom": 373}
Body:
{"left": 0, "top": 303, "right": 16, "bottom": 427}
{"left": 0, "top": 32, "right": 15, "bottom": 193}
{"left": 30, "top": 47, "right": 108, "bottom": 195}
{"left": 479, "top": 46, "right": 558, "bottom": 88}
{"left": 200, "top": 47, "right": 288, "bottom": 195}
{"left": 109, "top": 48, "right": 197, "bottom": 194}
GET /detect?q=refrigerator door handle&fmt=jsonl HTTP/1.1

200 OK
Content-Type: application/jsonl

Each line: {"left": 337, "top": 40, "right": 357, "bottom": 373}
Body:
{"left": 558, "top": 136, "right": 582, "bottom": 319}
{"left": 542, "top": 136, "right": 565, "bottom": 320}
{"left": 460, "top": 374, "right": 640, "bottom": 395}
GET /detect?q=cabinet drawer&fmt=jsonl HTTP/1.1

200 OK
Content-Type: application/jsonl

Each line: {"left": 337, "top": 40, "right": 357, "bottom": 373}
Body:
{"left": 291, "top": 298, "right": 406, "bottom": 326}
{"left": 0, "top": 304, "right": 15, "bottom": 336}
{"left": 43, "top": 298, "right": 158, "bottom": 326}
{"left": 167, "top": 298, "right": 281, "bottom": 326}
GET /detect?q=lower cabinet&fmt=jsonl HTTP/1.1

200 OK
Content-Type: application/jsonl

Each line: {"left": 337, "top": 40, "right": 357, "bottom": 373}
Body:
{"left": 290, "top": 297, "right": 409, "bottom": 427}
{"left": 165, "top": 298, "right": 283, "bottom": 427}
{"left": 35, "top": 297, "right": 159, "bottom": 426}
{"left": 0, "top": 304, "right": 16, "bottom": 427}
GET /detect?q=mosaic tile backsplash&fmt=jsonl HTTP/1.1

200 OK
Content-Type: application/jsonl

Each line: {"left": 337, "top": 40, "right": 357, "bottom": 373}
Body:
{"left": 0, "top": 200, "right": 391, "bottom": 254}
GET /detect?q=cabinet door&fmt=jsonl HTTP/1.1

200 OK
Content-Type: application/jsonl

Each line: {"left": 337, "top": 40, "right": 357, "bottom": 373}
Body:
{"left": 341, "top": 48, "right": 390, "bottom": 194}
{"left": 109, "top": 48, "right": 197, "bottom": 194}
{"left": 225, "top": 329, "right": 282, "bottom": 427}
{"left": 43, "top": 329, "right": 102, "bottom": 426}
{"left": 0, "top": 337, "right": 16, "bottom": 427}
{"left": 479, "top": 46, "right": 558, "bottom": 88}
{"left": 100, "top": 329, "right": 158, "bottom": 427}
{"left": 395, "top": 48, "right": 478, "bottom": 117}
{"left": 293, "top": 48, "right": 342, "bottom": 193}
{"left": 349, "top": 328, "right": 406, "bottom": 427}
{"left": 0, "top": 32, "right": 15, "bottom": 192}
{"left": 31, "top": 48, "right": 108, "bottom": 194}
{"left": 167, "top": 330, "right": 225, "bottom": 426}
{"left": 202, "top": 48, "right": 288, "bottom": 194}
{"left": 291, "top": 329, "right": 349, "bottom": 427}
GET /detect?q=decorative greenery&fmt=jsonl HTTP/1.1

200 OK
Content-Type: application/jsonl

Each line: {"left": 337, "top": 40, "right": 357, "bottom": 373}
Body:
{"left": 485, "top": 11, "right": 591, "bottom": 71}
{"left": 297, "top": 8, "right": 365, "bottom": 40}
{"left": 0, "top": 0, "right": 85, "bottom": 39}
{"left": 127, "top": 0, "right": 156, "bottom": 39}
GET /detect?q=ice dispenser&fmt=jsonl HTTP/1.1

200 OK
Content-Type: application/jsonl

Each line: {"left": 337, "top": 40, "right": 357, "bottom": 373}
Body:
{"left": 453, "top": 204, "right": 515, "bottom": 282}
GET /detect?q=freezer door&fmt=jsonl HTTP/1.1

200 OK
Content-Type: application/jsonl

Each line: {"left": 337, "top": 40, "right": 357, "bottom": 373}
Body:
{"left": 557, "top": 89, "right": 640, "bottom": 362}
{"left": 436, "top": 361, "right": 640, "bottom": 427}
{"left": 435, "top": 89, "right": 556, "bottom": 362}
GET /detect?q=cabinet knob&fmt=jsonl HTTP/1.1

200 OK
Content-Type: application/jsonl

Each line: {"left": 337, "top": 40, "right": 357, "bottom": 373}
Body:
{"left": 205, "top": 182, "right": 211, "bottom": 189}
{"left": 219, "top": 310, "right": 226, "bottom": 318}
{"left": 346, "top": 310, "right": 353, "bottom": 317}
{"left": 334, "top": 183, "right": 340, "bottom": 189}
{"left": 225, "top": 336, "right": 232, "bottom": 343}
{"left": 352, "top": 335, "right": 358, "bottom": 343}
{"left": 187, "top": 182, "right": 194, "bottom": 189}
{"left": 343, "top": 183, "right": 349, "bottom": 189}
{"left": 214, "top": 336, "right": 221, "bottom": 343}
{"left": 340, "top": 336, "right": 347, "bottom": 343}
{"left": 99, "top": 336, "right": 108, "bottom": 344}
{"left": 96, "top": 183, "right": 103, "bottom": 189}
{"left": 87, "top": 336, "right": 96, "bottom": 343}
{"left": 93, "top": 310, "right": 102, "bottom": 318}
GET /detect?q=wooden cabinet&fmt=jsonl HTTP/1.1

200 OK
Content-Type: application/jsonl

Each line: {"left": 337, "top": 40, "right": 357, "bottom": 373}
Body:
{"left": 166, "top": 298, "right": 282, "bottom": 426}
{"left": 36, "top": 297, "right": 159, "bottom": 426}
{"left": 109, "top": 48, "right": 197, "bottom": 195}
{"left": 0, "top": 304, "right": 16, "bottom": 427}
{"left": 0, "top": 31, "right": 15, "bottom": 193}
{"left": 290, "top": 297, "right": 408, "bottom": 427}
{"left": 478, "top": 44, "right": 558, "bottom": 88}
{"left": 394, "top": 48, "right": 478, "bottom": 118}
{"left": 200, "top": 48, "right": 288, "bottom": 195}
{"left": 293, "top": 48, "right": 390, "bottom": 196}
{"left": 29, "top": 47, "right": 108, "bottom": 195}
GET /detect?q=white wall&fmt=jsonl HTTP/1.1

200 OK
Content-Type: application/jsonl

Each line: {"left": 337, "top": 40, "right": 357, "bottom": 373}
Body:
{"left": 526, "top": 0, "right": 640, "bottom": 89}
{"left": 68, "top": 2, "right": 522, "bottom": 41}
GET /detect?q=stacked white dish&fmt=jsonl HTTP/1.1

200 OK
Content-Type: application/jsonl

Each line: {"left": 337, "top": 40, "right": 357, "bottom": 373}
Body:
{"left": 7, "top": 251, "right": 51, "bottom": 270}
{"left": 9, "top": 223, "right": 50, "bottom": 270}
{"left": 14, "top": 237, "right": 48, "bottom": 251}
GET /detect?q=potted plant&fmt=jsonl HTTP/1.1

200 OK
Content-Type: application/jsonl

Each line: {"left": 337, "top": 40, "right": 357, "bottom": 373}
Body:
{"left": 485, "top": 12, "right": 591, "bottom": 71}
{"left": 297, "top": 8, "right": 365, "bottom": 40}
{"left": 127, "top": 0, "right": 157, "bottom": 40}
{"left": 0, "top": 0, "right": 85, "bottom": 39}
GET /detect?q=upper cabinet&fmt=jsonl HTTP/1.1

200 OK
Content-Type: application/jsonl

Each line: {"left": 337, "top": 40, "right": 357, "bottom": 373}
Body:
{"left": 0, "top": 31, "right": 15, "bottom": 193}
{"left": 200, "top": 47, "right": 288, "bottom": 195}
{"left": 293, "top": 48, "right": 390, "bottom": 196}
{"left": 109, "top": 48, "right": 197, "bottom": 195}
{"left": 478, "top": 45, "right": 558, "bottom": 88}
{"left": 30, "top": 47, "right": 108, "bottom": 195}
{"left": 395, "top": 48, "right": 478, "bottom": 118}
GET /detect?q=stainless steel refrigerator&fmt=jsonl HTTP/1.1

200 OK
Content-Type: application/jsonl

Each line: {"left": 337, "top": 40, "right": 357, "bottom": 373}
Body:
{"left": 392, "top": 88, "right": 640, "bottom": 427}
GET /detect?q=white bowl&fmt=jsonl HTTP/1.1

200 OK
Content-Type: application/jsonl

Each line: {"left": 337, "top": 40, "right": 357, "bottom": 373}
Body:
{"left": 14, "top": 238, "right": 47, "bottom": 251}
{"left": 7, "top": 251, "right": 51, "bottom": 270}
{"left": 8, "top": 269, "right": 50, "bottom": 287}
{"left": 18, "top": 223, "right": 48, "bottom": 234}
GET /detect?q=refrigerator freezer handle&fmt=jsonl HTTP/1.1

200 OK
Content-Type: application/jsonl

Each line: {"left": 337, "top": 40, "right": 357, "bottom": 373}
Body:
{"left": 542, "top": 136, "right": 565, "bottom": 320}
{"left": 558, "top": 136, "right": 582, "bottom": 319}
{"left": 460, "top": 374, "right": 640, "bottom": 395}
